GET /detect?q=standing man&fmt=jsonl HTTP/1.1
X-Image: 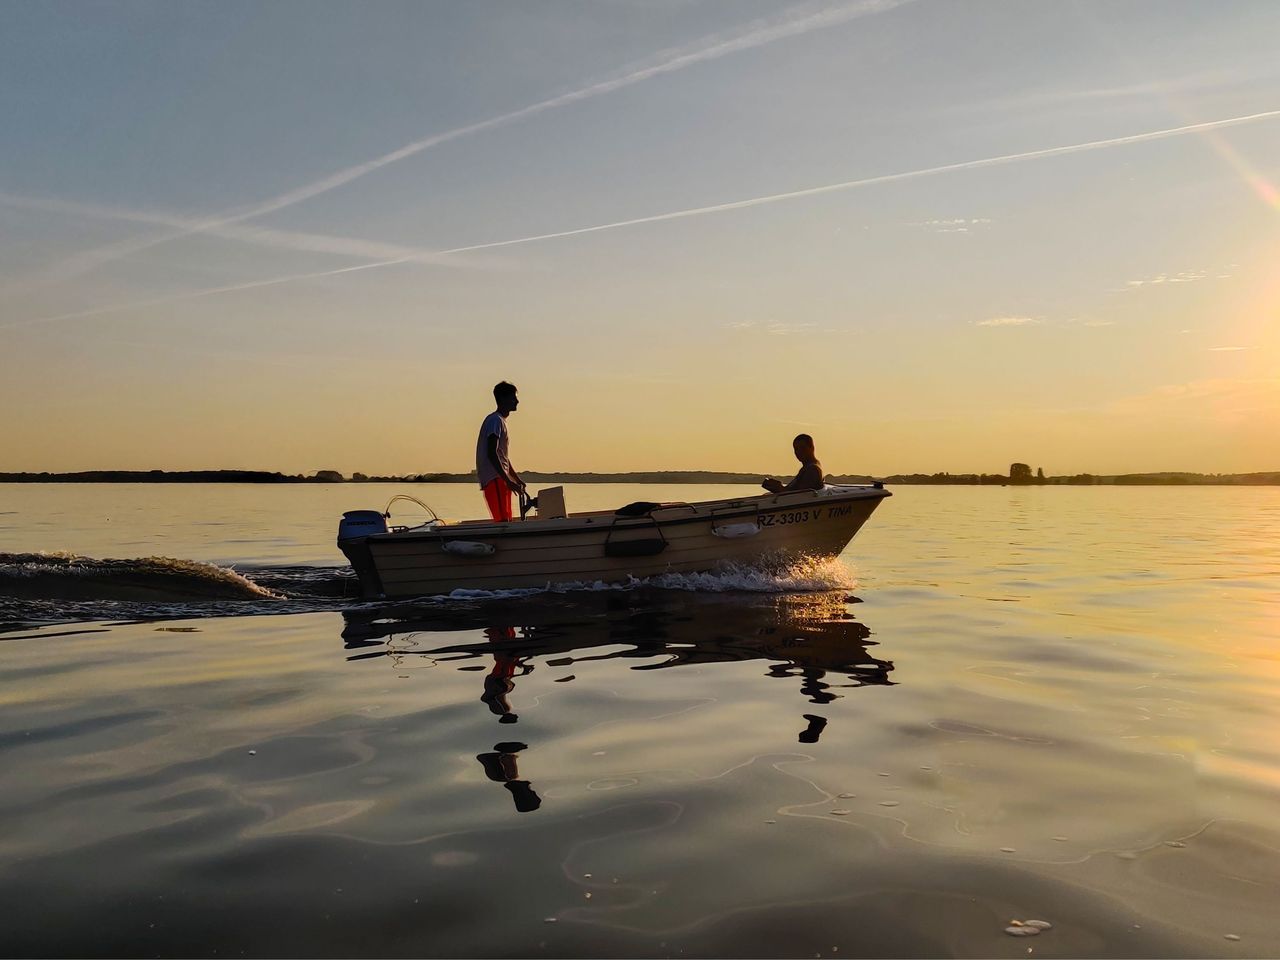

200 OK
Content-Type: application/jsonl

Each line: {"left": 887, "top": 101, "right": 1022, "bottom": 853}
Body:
{"left": 477, "top": 381, "right": 526, "bottom": 521}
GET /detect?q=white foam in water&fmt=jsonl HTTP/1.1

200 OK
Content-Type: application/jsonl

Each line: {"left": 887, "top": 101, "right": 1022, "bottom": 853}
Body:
{"left": 1, "top": 552, "right": 855, "bottom": 629}
{"left": 0, "top": 551, "right": 281, "bottom": 599}
{"left": 0, "top": 549, "right": 80, "bottom": 573}
{"left": 648, "top": 555, "right": 856, "bottom": 593}
{"left": 444, "top": 555, "right": 855, "bottom": 601}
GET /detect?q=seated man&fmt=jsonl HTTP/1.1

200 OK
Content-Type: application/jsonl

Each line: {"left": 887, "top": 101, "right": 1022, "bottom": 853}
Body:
{"left": 762, "top": 433, "right": 826, "bottom": 494}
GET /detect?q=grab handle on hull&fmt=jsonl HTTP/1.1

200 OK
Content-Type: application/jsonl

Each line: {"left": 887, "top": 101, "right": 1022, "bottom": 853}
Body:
{"left": 442, "top": 540, "right": 496, "bottom": 557}
{"left": 712, "top": 521, "right": 761, "bottom": 539}
{"left": 604, "top": 516, "right": 668, "bottom": 558}
{"left": 604, "top": 538, "right": 668, "bottom": 558}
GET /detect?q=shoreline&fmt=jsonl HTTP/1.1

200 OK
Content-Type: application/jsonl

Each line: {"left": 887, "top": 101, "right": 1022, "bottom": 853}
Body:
{"left": 2, "top": 470, "right": 1279, "bottom": 486}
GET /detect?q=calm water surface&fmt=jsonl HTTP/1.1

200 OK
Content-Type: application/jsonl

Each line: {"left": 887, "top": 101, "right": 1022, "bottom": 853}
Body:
{"left": 1, "top": 484, "right": 1278, "bottom": 957}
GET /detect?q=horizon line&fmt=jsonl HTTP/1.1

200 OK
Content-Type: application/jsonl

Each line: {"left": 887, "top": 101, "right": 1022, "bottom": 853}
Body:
{"left": 4, "top": 467, "right": 1277, "bottom": 479}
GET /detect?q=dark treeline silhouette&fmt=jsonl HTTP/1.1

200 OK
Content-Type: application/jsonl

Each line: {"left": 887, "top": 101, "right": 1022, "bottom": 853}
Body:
{"left": 4, "top": 467, "right": 1278, "bottom": 486}
{"left": 0, "top": 470, "right": 299, "bottom": 483}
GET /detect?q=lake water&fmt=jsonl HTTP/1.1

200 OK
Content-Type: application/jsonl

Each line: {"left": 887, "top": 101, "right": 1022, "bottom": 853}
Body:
{"left": 1, "top": 483, "right": 1278, "bottom": 957}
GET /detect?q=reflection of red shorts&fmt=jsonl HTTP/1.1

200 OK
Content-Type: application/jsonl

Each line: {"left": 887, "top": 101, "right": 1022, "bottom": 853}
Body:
{"left": 482, "top": 477, "right": 513, "bottom": 521}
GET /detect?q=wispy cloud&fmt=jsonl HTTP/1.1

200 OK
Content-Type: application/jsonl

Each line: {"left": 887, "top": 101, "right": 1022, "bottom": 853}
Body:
{"left": 1125, "top": 269, "right": 1211, "bottom": 287}
{"left": 1107, "top": 265, "right": 1235, "bottom": 294}
{"left": 724, "top": 319, "right": 832, "bottom": 335}
{"left": 1109, "top": 377, "right": 1279, "bottom": 424}
{"left": 18, "top": 0, "right": 914, "bottom": 290}
{"left": 910, "top": 217, "right": 992, "bottom": 233}
{"left": 956, "top": 63, "right": 1280, "bottom": 115}
{"left": 974, "top": 316, "right": 1039, "bottom": 327}
{"left": 1208, "top": 345, "right": 1250, "bottom": 351}
{"left": 767, "top": 323, "right": 818, "bottom": 336}
{"left": 9, "top": 108, "right": 1280, "bottom": 331}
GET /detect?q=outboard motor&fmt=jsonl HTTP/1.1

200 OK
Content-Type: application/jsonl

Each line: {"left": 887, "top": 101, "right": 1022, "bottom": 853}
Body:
{"left": 338, "top": 509, "right": 388, "bottom": 542}
{"left": 337, "top": 510, "right": 388, "bottom": 598}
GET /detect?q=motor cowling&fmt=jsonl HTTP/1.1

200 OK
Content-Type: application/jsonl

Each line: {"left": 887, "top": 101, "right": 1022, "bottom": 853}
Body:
{"left": 337, "top": 509, "right": 388, "bottom": 544}
{"left": 337, "top": 510, "right": 388, "bottom": 599}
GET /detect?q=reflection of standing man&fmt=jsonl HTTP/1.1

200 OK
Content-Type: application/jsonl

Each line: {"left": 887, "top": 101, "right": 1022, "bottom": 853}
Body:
{"left": 480, "top": 626, "right": 528, "bottom": 724}
{"left": 476, "top": 381, "right": 526, "bottom": 521}
{"left": 476, "top": 742, "right": 542, "bottom": 813}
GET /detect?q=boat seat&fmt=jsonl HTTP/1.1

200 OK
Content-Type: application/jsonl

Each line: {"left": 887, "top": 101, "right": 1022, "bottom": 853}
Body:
{"left": 614, "top": 501, "right": 691, "bottom": 518}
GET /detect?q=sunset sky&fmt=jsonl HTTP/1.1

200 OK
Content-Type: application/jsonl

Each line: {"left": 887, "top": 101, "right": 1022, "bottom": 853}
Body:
{"left": 2, "top": 0, "right": 1277, "bottom": 476}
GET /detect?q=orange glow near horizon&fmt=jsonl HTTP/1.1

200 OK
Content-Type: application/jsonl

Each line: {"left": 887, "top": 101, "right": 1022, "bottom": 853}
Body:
{"left": 2, "top": 4, "right": 1280, "bottom": 476}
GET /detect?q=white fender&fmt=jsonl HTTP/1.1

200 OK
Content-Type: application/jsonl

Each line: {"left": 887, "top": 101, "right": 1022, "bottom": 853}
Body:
{"left": 712, "top": 522, "right": 761, "bottom": 539}
{"left": 442, "top": 540, "right": 496, "bottom": 557}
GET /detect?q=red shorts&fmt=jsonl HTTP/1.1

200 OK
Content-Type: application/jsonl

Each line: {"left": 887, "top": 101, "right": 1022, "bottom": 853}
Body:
{"left": 482, "top": 476, "right": 513, "bottom": 521}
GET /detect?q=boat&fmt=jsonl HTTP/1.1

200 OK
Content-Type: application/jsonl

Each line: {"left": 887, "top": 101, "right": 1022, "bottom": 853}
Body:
{"left": 337, "top": 483, "right": 891, "bottom": 598}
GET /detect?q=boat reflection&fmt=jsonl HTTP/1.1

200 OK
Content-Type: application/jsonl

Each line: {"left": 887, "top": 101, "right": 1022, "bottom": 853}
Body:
{"left": 341, "top": 591, "right": 893, "bottom": 812}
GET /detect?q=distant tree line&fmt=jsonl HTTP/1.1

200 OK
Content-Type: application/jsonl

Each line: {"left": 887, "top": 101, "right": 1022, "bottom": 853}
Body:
{"left": 0, "top": 470, "right": 299, "bottom": 483}
{"left": 3, "top": 467, "right": 1278, "bottom": 485}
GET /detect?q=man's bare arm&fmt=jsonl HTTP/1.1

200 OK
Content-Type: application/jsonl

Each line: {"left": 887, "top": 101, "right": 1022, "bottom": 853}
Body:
{"left": 486, "top": 435, "right": 523, "bottom": 489}
{"left": 783, "top": 463, "right": 825, "bottom": 492}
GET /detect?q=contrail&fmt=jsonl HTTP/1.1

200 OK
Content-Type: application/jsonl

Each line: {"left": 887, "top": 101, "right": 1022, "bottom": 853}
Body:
{"left": 0, "top": 191, "right": 493, "bottom": 269}
{"left": 5, "top": 260, "right": 412, "bottom": 330}
{"left": 432, "top": 108, "right": 1280, "bottom": 255}
{"left": 21, "top": 0, "right": 913, "bottom": 288}
{"left": 9, "top": 108, "right": 1277, "bottom": 331}
{"left": 234, "top": 0, "right": 913, "bottom": 222}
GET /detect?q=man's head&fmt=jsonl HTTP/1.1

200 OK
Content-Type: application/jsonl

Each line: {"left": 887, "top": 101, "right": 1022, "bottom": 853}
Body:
{"left": 793, "top": 433, "right": 816, "bottom": 462}
{"left": 494, "top": 381, "right": 519, "bottom": 415}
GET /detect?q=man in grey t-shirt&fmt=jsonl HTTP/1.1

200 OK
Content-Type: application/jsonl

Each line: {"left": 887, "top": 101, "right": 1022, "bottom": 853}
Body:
{"left": 762, "top": 434, "right": 826, "bottom": 494}
{"left": 477, "top": 381, "right": 525, "bottom": 521}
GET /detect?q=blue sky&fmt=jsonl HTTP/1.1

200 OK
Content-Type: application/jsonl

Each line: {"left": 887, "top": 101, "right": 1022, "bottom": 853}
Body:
{"left": 2, "top": 1, "right": 1278, "bottom": 474}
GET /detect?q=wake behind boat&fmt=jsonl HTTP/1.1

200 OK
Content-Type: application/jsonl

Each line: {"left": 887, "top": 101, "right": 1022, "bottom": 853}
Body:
{"left": 337, "top": 483, "right": 891, "bottom": 598}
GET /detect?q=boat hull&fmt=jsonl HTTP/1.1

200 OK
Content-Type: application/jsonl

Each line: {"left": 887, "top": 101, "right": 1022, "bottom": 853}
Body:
{"left": 341, "top": 485, "right": 890, "bottom": 598}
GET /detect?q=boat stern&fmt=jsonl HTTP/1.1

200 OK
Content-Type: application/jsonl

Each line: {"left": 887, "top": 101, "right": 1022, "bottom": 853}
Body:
{"left": 337, "top": 510, "right": 389, "bottom": 598}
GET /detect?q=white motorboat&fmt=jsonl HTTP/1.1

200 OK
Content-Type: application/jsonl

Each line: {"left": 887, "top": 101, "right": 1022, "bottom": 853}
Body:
{"left": 337, "top": 483, "right": 891, "bottom": 598}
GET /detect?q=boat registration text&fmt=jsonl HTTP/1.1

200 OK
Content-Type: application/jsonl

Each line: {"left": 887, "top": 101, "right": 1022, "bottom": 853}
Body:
{"left": 760, "top": 503, "right": 854, "bottom": 527}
